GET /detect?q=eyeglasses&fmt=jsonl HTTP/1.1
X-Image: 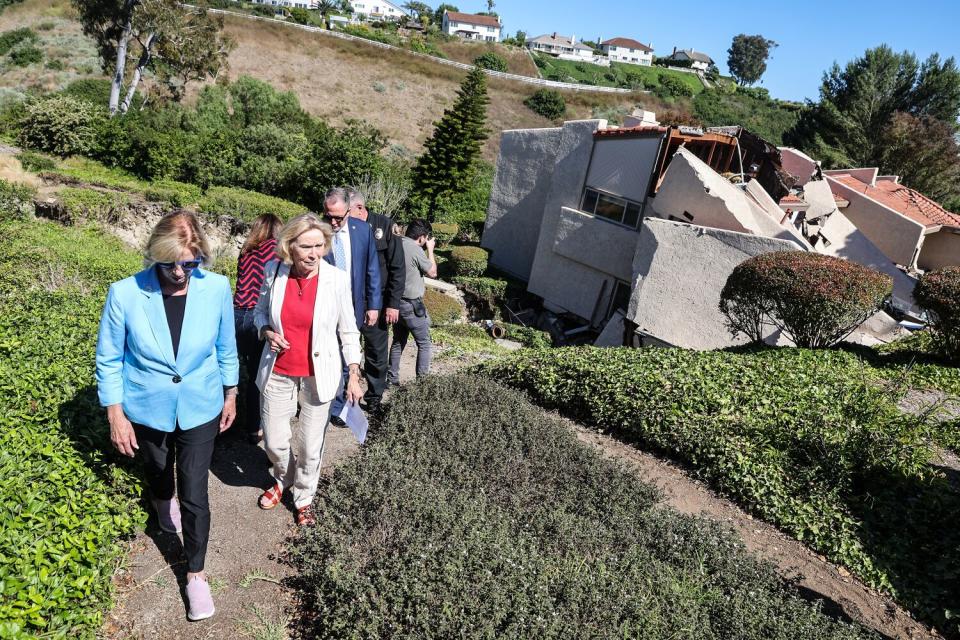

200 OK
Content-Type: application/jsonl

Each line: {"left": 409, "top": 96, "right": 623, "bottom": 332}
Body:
{"left": 157, "top": 257, "right": 203, "bottom": 271}
{"left": 323, "top": 212, "right": 348, "bottom": 224}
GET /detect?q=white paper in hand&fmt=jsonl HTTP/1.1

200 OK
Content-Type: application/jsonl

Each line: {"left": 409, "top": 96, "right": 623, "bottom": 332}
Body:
{"left": 338, "top": 402, "right": 369, "bottom": 444}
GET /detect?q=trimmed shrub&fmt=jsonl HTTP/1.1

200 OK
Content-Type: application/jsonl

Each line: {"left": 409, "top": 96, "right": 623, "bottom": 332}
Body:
{"left": 481, "top": 347, "right": 960, "bottom": 634}
{"left": 289, "top": 374, "right": 877, "bottom": 639}
{"left": 452, "top": 275, "right": 506, "bottom": 318}
{"left": 19, "top": 95, "right": 101, "bottom": 156}
{"left": 503, "top": 324, "right": 552, "bottom": 348}
{"left": 430, "top": 222, "right": 458, "bottom": 247}
{"left": 423, "top": 288, "right": 462, "bottom": 325}
{"left": 144, "top": 180, "right": 203, "bottom": 207}
{"left": 473, "top": 51, "right": 507, "bottom": 72}
{"left": 0, "top": 178, "right": 35, "bottom": 219}
{"left": 449, "top": 245, "right": 488, "bottom": 277}
{"left": 523, "top": 88, "right": 566, "bottom": 120}
{"left": 199, "top": 185, "right": 305, "bottom": 223}
{"left": 720, "top": 251, "right": 892, "bottom": 348}
{"left": 914, "top": 267, "right": 960, "bottom": 360}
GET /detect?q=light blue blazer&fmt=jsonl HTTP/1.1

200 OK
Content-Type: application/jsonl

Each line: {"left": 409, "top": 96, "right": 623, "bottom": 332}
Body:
{"left": 95, "top": 266, "right": 240, "bottom": 432}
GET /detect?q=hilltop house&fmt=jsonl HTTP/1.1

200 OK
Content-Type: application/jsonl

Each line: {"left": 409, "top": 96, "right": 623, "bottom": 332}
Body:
{"left": 348, "top": 0, "right": 406, "bottom": 21}
{"left": 661, "top": 47, "right": 714, "bottom": 70}
{"left": 441, "top": 11, "right": 501, "bottom": 42}
{"left": 600, "top": 37, "right": 653, "bottom": 66}
{"left": 526, "top": 33, "right": 594, "bottom": 61}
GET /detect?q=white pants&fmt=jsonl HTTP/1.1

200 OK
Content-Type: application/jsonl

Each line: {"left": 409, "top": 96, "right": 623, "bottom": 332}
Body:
{"left": 260, "top": 373, "right": 332, "bottom": 509}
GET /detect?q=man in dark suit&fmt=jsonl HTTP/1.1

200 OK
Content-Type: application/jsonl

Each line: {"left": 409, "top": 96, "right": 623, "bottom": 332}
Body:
{"left": 322, "top": 188, "right": 382, "bottom": 422}
{"left": 345, "top": 187, "right": 405, "bottom": 413}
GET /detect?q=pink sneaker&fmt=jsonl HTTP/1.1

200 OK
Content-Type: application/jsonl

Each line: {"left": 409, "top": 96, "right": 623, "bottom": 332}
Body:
{"left": 152, "top": 498, "right": 182, "bottom": 534}
{"left": 186, "top": 575, "right": 215, "bottom": 621}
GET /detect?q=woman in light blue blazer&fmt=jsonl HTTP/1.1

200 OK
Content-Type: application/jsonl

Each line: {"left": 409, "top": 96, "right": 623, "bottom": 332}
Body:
{"left": 95, "top": 210, "right": 239, "bottom": 622}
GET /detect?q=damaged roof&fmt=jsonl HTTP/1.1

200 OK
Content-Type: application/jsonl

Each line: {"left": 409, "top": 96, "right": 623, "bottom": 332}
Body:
{"left": 829, "top": 174, "right": 960, "bottom": 230}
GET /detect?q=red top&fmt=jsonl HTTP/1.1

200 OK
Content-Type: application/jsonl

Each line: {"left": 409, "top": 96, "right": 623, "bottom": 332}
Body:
{"left": 272, "top": 274, "right": 318, "bottom": 377}
{"left": 234, "top": 239, "right": 278, "bottom": 309}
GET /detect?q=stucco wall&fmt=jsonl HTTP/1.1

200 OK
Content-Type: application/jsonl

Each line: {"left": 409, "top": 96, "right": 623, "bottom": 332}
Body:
{"left": 779, "top": 147, "right": 819, "bottom": 186}
{"left": 527, "top": 119, "right": 639, "bottom": 323}
{"left": 826, "top": 176, "right": 925, "bottom": 268}
{"left": 626, "top": 218, "right": 802, "bottom": 350}
{"left": 482, "top": 127, "right": 563, "bottom": 281}
{"left": 918, "top": 230, "right": 960, "bottom": 271}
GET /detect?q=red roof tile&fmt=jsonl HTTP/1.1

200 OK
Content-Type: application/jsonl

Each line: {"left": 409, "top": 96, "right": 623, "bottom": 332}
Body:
{"left": 829, "top": 174, "right": 960, "bottom": 229}
{"left": 601, "top": 37, "right": 653, "bottom": 52}
{"left": 594, "top": 125, "right": 668, "bottom": 138}
{"left": 444, "top": 11, "right": 500, "bottom": 28}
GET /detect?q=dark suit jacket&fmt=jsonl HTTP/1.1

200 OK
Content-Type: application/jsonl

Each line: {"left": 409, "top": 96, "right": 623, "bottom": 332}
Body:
{"left": 324, "top": 218, "right": 382, "bottom": 327}
{"left": 365, "top": 211, "right": 405, "bottom": 310}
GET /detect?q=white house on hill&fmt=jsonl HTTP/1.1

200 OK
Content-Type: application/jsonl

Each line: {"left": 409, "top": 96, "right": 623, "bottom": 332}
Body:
{"left": 348, "top": 0, "right": 406, "bottom": 21}
{"left": 601, "top": 37, "right": 653, "bottom": 66}
{"left": 526, "top": 33, "right": 593, "bottom": 61}
{"left": 662, "top": 47, "right": 714, "bottom": 70}
{"left": 442, "top": 11, "right": 501, "bottom": 42}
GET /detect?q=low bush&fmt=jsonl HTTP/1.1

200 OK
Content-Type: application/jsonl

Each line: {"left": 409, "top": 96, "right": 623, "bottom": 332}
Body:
{"left": 16, "top": 150, "right": 56, "bottom": 172}
{"left": 144, "top": 179, "right": 203, "bottom": 207}
{"left": 289, "top": 374, "right": 876, "bottom": 640}
{"left": 473, "top": 51, "right": 507, "bottom": 72}
{"left": 18, "top": 95, "right": 101, "bottom": 157}
{"left": 199, "top": 185, "right": 305, "bottom": 223}
{"left": 47, "top": 157, "right": 150, "bottom": 192}
{"left": 430, "top": 222, "right": 458, "bottom": 247}
{"left": 481, "top": 347, "right": 960, "bottom": 635}
{"left": 657, "top": 72, "right": 694, "bottom": 97}
{"left": 58, "top": 187, "right": 131, "bottom": 223}
{"left": 720, "top": 251, "right": 892, "bottom": 347}
{"left": 62, "top": 78, "right": 113, "bottom": 106}
{"left": 452, "top": 275, "right": 506, "bottom": 318}
{"left": 8, "top": 43, "right": 42, "bottom": 66}
{"left": 0, "top": 218, "right": 145, "bottom": 638}
{"left": 0, "top": 178, "right": 34, "bottom": 219}
{"left": 0, "top": 27, "right": 36, "bottom": 56}
{"left": 523, "top": 88, "right": 566, "bottom": 120}
{"left": 430, "top": 323, "right": 507, "bottom": 360}
{"left": 423, "top": 288, "right": 462, "bottom": 325}
{"left": 449, "top": 245, "right": 488, "bottom": 277}
{"left": 502, "top": 324, "right": 552, "bottom": 348}
{"left": 914, "top": 267, "right": 960, "bottom": 360}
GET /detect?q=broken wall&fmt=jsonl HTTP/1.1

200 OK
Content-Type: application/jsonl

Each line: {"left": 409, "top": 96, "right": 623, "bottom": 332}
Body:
{"left": 917, "top": 230, "right": 960, "bottom": 271}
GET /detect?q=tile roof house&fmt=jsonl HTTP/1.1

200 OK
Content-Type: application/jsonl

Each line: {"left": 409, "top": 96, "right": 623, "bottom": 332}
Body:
{"left": 662, "top": 47, "right": 714, "bottom": 70}
{"left": 601, "top": 37, "right": 654, "bottom": 66}
{"left": 527, "top": 33, "right": 594, "bottom": 61}
{"left": 441, "top": 11, "right": 501, "bottom": 42}
{"left": 824, "top": 169, "right": 960, "bottom": 271}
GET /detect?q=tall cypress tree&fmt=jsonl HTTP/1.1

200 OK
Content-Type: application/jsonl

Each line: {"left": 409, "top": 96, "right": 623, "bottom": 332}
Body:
{"left": 411, "top": 67, "right": 490, "bottom": 221}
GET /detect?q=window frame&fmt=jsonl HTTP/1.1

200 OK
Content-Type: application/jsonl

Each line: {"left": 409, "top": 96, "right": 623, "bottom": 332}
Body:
{"left": 580, "top": 186, "right": 644, "bottom": 230}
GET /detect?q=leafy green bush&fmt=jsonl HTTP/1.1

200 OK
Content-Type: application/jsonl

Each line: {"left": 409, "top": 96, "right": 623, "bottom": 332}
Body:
{"left": 430, "top": 323, "right": 507, "bottom": 360}
{"left": 8, "top": 43, "right": 41, "bottom": 66}
{"left": 62, "top": 78, "right": 113, "bottom": 106}
{"left": 57, "top": 187, "right": 131, "bottom": 223}
{"left": 502, "top": 324, "right": 552, "bottom": 348}
{"left": 0, "top": 218, "right": 145, "bottom": 638}
{"left": 19, "top": 95, "right": 101, "bottom": 156}
{"left": 452, "top": 275, "right": 506, "bottom": 318}
{"left": 657, "top": 72, "right": 694, "bottom": 97}
{"left": 449, "top": 245, "right": 488, "bottom": 277}
{"left": 199, "top": 185, "right": 305, "bottom": 223}
{"left": 423, "top": 288, "right": 462, "bottom": 325}
{"left": 473, "top": 51, "right": 507, "bottom": 72}
{"left": 523, "top": 88, "right": 566, "bottom": 120}
{"left": 430, "top": 222, "right": 458, "bottom": 247}
{"left": 0, "top": 27, "right": 36, "bottom": 55}
{"left": 0, "top": 178, "right": 35, "bottom": 219}
{"left": 693, "top": 88, "right": 800, "bottom": 145}
{"left": 482, "top": 346, "right": 960, "bottom": 635}
{"left": 914, "top": 267, "right": 960, "bottom": 361}
{"left": 16, "top": 150, "right": 56, "bottom": 172}
{"left": 720, "top": 251, "right": 892, "bottom": 347}
{"left": 144, "top": 179, "right": 203, "bottom": 207}
{"left": 289, "top": 374, "right": 876, "bottom": 640}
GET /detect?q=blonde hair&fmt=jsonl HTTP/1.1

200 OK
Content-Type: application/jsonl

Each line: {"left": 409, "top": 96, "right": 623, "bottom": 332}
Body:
{"left": 144, "top": 210, "right": 212, "bottom": 266}
{"left": 276, "top": 212, "right": 333, "bottom": 264}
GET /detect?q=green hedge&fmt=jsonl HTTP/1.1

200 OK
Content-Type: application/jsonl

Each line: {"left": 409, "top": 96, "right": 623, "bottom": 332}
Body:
{"left": 0, "top": 178, "right": 35, "bottom": 219}
{"left": 430, "top": 222, "right": 458, "bottom": 247}
{"left": 289, "top": 374, "right": 875, "bottom": 639}
{"left": 452, "top": 275, "right": 506, "bottom": 318}
{"left": 914, "top": 267, "right": 960, "bottom": 361}
{"left": 480, "top": 346, "right": 960, "bottom": 635}
{"left": 58, "top": 187, "right": 130, "bottom": 224}
{"left": 199, "top": 185, "right": 306, "bottom": 223}
{"left": 0, "top": 218, "right": 145, "bottom": 638}
{"left": 449, "top": 245, "right": 488, "bottom": 277}
{"left": 423, "top": 289, "right": 462, "bottom": 326}
{"left": 502, "top": 324, "right": 552, "bottom": 349}
{"left": 143, "top": 180, "right": 203, "bottom": 207}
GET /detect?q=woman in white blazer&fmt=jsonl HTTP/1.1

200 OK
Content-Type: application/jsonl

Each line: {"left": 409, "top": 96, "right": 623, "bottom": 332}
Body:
{"left": 253, "top": 213, "right": 362, "bottom": 526}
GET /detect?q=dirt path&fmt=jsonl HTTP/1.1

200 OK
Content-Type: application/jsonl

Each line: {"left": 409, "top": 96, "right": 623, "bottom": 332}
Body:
{"left": 572, "top": 423, "right": 941, "bottom": 640}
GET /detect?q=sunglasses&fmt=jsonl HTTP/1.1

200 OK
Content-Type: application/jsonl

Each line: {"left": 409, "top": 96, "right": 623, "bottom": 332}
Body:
{"left": 323, "top": 212, "right": 348, "bottom": 223}
{"left": 157, "top": 257, "right": 203, "bottom": 271}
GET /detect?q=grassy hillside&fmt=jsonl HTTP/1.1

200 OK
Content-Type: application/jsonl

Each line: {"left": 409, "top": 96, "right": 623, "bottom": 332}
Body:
{"left": 432, "top": 38, "right": 538, "bottom": 76}
{"left": 533, "top": 52, "right": 705, "bottom": 95}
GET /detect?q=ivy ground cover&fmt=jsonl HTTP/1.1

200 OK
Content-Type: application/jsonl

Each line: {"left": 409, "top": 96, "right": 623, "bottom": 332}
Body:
{"left": 481, "top": 347, "right": 960, "bottom": 637}
{"left": 290, "top": 374, "right": 877, "bottom": 640}
{"left": 0, "top": 217, "right": 145, "bottom": 638}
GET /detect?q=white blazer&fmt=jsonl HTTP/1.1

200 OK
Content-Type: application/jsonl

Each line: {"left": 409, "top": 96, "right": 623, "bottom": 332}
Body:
{"left": 254, "top": 260, "right": 361, "bottom": 402}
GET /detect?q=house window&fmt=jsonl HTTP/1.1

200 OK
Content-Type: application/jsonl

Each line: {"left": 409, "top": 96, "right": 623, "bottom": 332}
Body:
{"left": 607, "top": 280, "right": 632, "bottom": 318}
{"left": 580, "top": 187, "right": 643, "bottom": 229}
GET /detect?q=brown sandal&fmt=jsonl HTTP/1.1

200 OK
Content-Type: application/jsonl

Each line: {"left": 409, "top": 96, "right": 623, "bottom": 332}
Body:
{"left": 259, "top": 483, "right": 282, "bottom": 510}
{"left": 296, "top": 505, "right": 316, "bottom": 527}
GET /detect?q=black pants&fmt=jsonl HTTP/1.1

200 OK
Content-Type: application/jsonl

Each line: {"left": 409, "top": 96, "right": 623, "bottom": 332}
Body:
{"left": 234, "top": 307, "right": 263, "bottom": 434}
{"left": 134, "top": 417, "right": 219, "bottom": 573}
{"left": 361, "top": 312, "right": 390, "bottom": 404}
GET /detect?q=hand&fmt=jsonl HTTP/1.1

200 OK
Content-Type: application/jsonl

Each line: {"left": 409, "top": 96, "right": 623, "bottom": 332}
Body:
{"left": 265, "top": 328, "right": 290, "bottom": 354}
{"left": 220, "top": 395, "right": 237, "bottom": 433}
{"left": 425, "top": 237, "right": 436, "bottom": 252}
{"left": 365, "top": 309, "right": 379, "bottom": 326}
{"left": 385, "top": 307, "right": 399, "bottom": 324}
{"left": 346, "top": 372, "right": 363, "bottom": 405}
{"left": 107, "top": 404, "right": 138, "bottom": 457}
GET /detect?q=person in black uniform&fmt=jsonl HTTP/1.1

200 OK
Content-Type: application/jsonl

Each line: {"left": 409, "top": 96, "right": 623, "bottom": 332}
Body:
{"left": 341, "top": 187, "right": 405, "bottom": 414}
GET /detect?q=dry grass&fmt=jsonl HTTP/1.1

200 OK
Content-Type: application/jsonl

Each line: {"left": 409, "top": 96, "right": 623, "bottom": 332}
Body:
{"left": 432, "top": 39, "right": 539, "bottom": 77}
{"left": 0, "top": 154, "right": 42, "bottom": 187}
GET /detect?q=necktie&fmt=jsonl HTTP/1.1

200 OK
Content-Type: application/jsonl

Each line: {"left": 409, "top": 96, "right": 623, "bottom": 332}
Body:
{"left": 333, "top": 231, "right": 347, "bottom": 272}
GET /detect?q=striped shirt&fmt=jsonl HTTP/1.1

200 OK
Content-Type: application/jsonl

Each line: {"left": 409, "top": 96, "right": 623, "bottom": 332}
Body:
{"left": 233, "top": 238, "right": 278, "bottom": 309}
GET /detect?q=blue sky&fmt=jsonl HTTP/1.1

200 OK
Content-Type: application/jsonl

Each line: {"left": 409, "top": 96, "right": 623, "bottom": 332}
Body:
{"left": 454, "top": 0, "right": 960, "bottom": 102}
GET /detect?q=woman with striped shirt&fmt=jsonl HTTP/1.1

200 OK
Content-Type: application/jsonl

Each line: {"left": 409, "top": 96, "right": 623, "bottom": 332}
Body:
{"left": 234, "top": 214, "right": 282, "bottom": 444}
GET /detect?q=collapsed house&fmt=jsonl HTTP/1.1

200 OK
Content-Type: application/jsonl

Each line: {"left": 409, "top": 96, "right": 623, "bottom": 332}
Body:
{"left": 482, "top": 114, "right": 952, "bottom": 349}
